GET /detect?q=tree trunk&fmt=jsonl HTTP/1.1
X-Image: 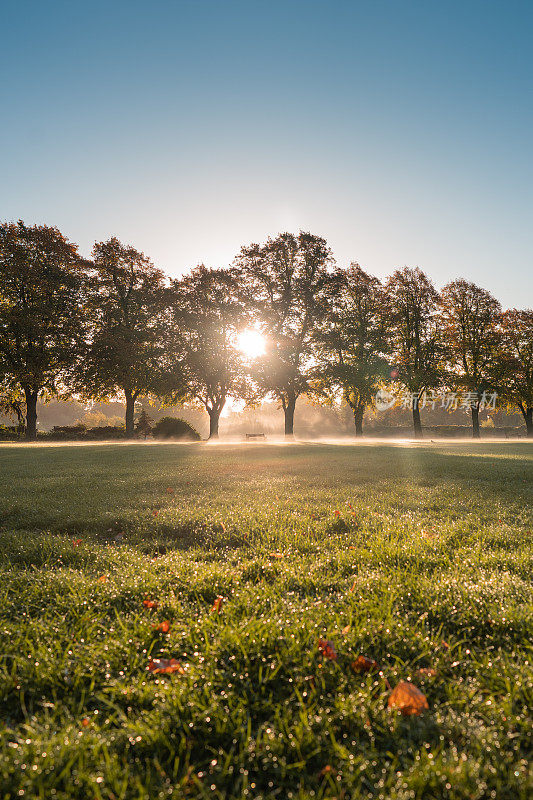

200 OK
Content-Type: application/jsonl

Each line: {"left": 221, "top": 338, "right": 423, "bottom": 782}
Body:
{"left": 412, "top": 404, "right": 422, "bottom": 439}
{"left": 522, "top": 406, "right": 533, "bottom": 438}
{"left": 24, "top": 388, "right": 38, "bottom": 441}
{"left": 354, "top": 404, "right": 364, "bottom": 436}
{"left": 471, "top": 405, "right": 481, "bottom": 438}
{"left": 125, "top": 390, "right": 135, "bottom": 438}
{"left": 284, "top": 392, "right": 296, "bottom": 437}
{"left": 208, "top": 407, "right": 220, "bottom": 439}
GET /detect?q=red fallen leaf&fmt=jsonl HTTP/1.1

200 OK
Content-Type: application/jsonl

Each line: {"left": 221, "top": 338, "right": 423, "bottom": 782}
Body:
{"left": 73, "top": 538, "right": 82, "bottom": 547}
{"left": 388, "top": 681, "right": 429, "bottom": 716}
{"left": 81, "top": 717, "right": 90, "bottom": 727}
{"left": 143, "top": 599, "right": 159, "bottom": 610}
{"left": 417, "top": 667, "right": 437, "bottom": 678}
{"left": 318, "top": 638, "right": 337, "bottom": 661}
{"left": 211, "top": 596, "right": 224, "bottom": 614}
{"left": 155, "top": 620, "right": 171, "bottom": 633}
{"left": 97, "top": 575, "right": 108, "bottom": 583}
{"left": 334, "top": 510, "right": 341, "bottom": 517}
{"left": 153, "top": 510, "right": 159, "bottom": 517}
{"left": 351, "top": 655, "right": 379, "bottom": 673}
{"left": 148, "top": 658, "right": 185, "bottom": 675}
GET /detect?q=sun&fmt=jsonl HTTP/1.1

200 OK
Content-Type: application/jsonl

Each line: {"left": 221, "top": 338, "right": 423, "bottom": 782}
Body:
{"left": 237, "top": 328, "right": 266, "bottom": 359}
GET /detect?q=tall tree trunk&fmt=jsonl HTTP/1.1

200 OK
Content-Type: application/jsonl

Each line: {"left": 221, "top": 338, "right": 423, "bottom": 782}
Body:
{"left": 354, "top": 404, "right": 364, "bottom": 436}
{"left": 24, "top": 388, "right": 38, "bottom": 441}
{"left": 522, "top": 406, "right": 533, "bottom": 438}
{"left": 471, "top": 405, "right": 480, "bottom": 438}
{"left": 125, "top": 390, "right": 135, "bottom": 438}
{"left": 412, "top": 404, "right": 422, "bottom": 439}
{"left": 284, "top": 392, "right": 296, "bottom": 437}
{"left": 208, "top": 407, "right": 220, "bottom": 439}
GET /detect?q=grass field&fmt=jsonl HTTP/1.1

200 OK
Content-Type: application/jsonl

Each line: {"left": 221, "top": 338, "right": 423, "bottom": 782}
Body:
{"left": 0, "top": 441, "right": 532, "bottom": 800}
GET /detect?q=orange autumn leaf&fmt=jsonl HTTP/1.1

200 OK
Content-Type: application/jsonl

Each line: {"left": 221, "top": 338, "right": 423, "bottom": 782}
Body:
{"left": 148, "top": 658, "right": 185, "bottom": 675}
{"left": 166, "top": 487, "right": 174, "bottom": 494}
{"left": 349, "top": 580, "right": 357, "bottom": 592}
{"left": 97, "top": 575, "right": 108, "bottom": 583}
{"left": 211, "top": 596, "right": 224, "bottom": 613}
{"left": 153, "top": 510, "right": 159, "bottom": 517}
{"left": 318, "top": 638, "right": 337, "bottom": 661}
{"left": 388, "top": 681, "right": 429, "bottom": 716}
{"left": 334, "top": 510, "right": 341, "bottom": 517}
{"left": 268, "top": 552, "right": 283, "bottom": 558}
{"left": 155, "top": 620, "right": 171, "bottom": 633}
{"left": 143, "top": 599, "right": 159, "bottom": 610}
{"left": 81, "top": 717, "right": 90, "bottom": 727}
{"left": 351, "top": 655, "right": 379, "bottom": 673}
{"left": 341, "top": 624, "right": 351, "bottom": 634}
{"left": 72, "top": 538, "right": 82, "bottom": 547}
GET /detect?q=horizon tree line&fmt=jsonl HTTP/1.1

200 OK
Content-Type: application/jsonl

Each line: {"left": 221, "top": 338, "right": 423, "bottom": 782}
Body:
{"left": 1, "top": 220, "right": 532, "bottom": 440}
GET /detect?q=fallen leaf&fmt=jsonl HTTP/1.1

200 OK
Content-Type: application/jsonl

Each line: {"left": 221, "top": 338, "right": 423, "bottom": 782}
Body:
{"left": 155, "top": 620, "right": 171, "bottom": 633}
{"left": 143, "top": 599, "right": 159, "bottom": 610}
{"left": 97, "top": 575, "right": 108, "bottom": 583}
{"left": 153, "top": 510, "right": 159, "bottom": 517}
{"left": 166, "top": 487, "right": 174, "bottom": 494}
{"left": 148, "top": 658, "right": 185, "bottom": 675}
{"left": 318, "top": 638, "right": 337, "bottom": 661}
{"left": 72, "top": 538, "right": 82, "bottom": 547}
{"left": 341, "top": 624, "right": 351, "bottom": 634}
{"left": 351, "top": 655, "right": 379, "bottom": 673}
{"left": 334, "top": 510, "right": 341, "bottom": 517}
{"left": 81, "top": 717, "right": 90, "bottom": 727}
{"left": 211, "top": 596, "right": 224, "bottom": 614}
{"left": 268, "top": 552, "right": 283, "bottom": 558}
{"left": 388, "top": 681, "right": 429, "bottom": 716}
{"left": 349, "top": 580, "right": 357, "bottom": 592}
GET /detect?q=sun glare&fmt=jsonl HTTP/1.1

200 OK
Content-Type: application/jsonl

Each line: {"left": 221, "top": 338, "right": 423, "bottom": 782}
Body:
{"left": 237, "top": 328, "right": 266, "bottom": 359}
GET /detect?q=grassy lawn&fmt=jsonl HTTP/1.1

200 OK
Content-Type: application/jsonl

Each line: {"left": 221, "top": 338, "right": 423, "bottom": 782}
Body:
{"left": 0, "top": 441, "right": 531, "bottom": 800}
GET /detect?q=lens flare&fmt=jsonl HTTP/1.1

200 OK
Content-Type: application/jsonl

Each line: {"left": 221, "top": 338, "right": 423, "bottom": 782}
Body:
{"left": 237, "top": 328, "right": 266, "bottom": 358}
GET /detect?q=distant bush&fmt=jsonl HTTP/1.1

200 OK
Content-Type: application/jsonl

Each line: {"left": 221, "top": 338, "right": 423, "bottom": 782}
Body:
{"left": 0, "top": 425, "right": 21, "bottom": 441}
{"left": 50, "top": 424, "right": 87, "bottom": 440}
{"left": 152, "top": 416, "right": 201, "bottom": 440}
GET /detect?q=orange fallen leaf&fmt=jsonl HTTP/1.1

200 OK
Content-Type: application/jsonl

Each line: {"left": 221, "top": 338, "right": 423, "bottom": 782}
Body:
{"left": 143, "top": 599, "right": 159, "bottom": 610}
{"left": 268, "top": 552, "right": 284, "bottom": 558}
{"left": 148, "top": 658, "right": 185, "bottom": 675}
{"left": 72, "top": 538, "right": 82, "bottom": 547}
{"left": 334, "top": 510, "right": 341, "bottom": 517}
{"left": 166, "top": 487, "right": 174, "bottom": 494}
{"left": 351, "top": 655, "right": 379, "bottom": 673}
{"left": 318, "top": 638, "right": 337, "bottom": 661}
{"left": 349, "top": 580, "right": 357, "bottom": 592}
{"left": 153, "top": 510, "right": 159, "bottom": 517}
{"left": 341, "top": 624, "right": 351, "bottom": 634}
{"left": 81, "top": 717, "right": 90, "bottom": 727}
{"left": 97, "top": 575, "right": 108, "bottom": 583}
{"left": 155, "top": 620, "right": 171, "bottom": 633}
{"left": 388, "top": 681, "right": 429, "bottom": 716}
{"left": 211, "top": 596, "right": 224, "bottom": 613}
{"left": 319, "top": 764, "right": 335, "bottom": 776}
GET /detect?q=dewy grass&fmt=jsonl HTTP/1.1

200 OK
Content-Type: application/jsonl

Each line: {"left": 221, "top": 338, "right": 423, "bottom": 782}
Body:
{"left": 0, "top": 441, "right": 531, "bottom": 800}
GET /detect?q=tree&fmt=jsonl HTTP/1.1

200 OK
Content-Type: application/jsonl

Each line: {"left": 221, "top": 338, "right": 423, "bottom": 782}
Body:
{"left": 235, "top": 232, "right": 334, "bottom": 437}
{"left": 439, "top": 280, "right": 501, "bottom": 437}
{"left": 0, "top": 379, "right": 26, "bottom": 433}
{"left": 169, "top": 266, "right": 247, "bottom": 439}
{"left": 0, "top": 221, "right": 88, "bottom": 439}
{"left": 385, "top": 267, "right": 442, "bottom": 438}
{"left": 498, "top": 309, "right": 533, "bottom": 437}
{"left": 77, "top": 238, "right": 181, "bottom": 437}
{"left": 314, "top": 265, "right": 390, "bottom": 435}
{"left": 135, "top": 408, "right": 154, "bottom": 438}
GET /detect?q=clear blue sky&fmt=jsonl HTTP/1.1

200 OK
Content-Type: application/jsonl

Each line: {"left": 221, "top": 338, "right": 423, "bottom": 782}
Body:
{"left": 1, "top": 0, "right": 531, "bottom": 306}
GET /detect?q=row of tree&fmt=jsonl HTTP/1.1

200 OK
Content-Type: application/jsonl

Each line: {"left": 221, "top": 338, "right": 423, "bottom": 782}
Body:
{"left": 1, "top": 221, "right": 532, "bottom": 439}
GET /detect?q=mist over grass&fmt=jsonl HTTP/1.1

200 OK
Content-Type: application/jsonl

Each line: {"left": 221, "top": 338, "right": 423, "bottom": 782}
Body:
{"left": 0, "top": 442, "right": 531, "bottom": 799}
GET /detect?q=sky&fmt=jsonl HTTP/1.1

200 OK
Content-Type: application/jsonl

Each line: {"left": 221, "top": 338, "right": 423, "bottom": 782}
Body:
{"left": 1, "top": 0, "right": 532, "bottom": 307}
